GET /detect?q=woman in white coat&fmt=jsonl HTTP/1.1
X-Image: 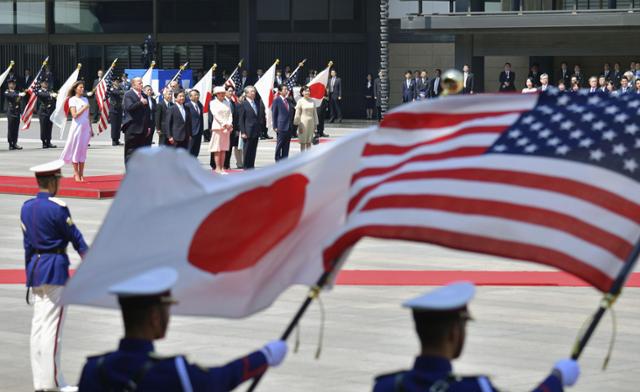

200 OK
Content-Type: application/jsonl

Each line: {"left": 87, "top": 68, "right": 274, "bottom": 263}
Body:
{"left": 208, "top": 86, "right": 232, "bottom": 174}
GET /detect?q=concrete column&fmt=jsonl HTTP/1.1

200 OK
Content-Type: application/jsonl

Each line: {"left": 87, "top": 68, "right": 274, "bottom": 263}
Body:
{"left": 239, "top": 0, "right": 257, "bottom": 72}
{"left": 454, "top": 35, "right": 473, "bottom": 70}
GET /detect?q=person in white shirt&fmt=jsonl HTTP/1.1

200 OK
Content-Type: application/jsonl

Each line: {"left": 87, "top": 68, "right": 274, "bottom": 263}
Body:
{"left": 521, "top": 78, "right": 537, "bottom": 94}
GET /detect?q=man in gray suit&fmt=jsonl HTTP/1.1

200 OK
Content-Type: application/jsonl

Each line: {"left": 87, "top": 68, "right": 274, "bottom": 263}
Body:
{"left": 328, "top": 69, "right": 342, "bottom": 123}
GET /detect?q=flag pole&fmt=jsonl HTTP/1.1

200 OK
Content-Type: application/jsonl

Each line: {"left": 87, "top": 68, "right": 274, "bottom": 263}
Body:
{"left": 168, "top": 61, "right": 189, "bottom": 87}
{"left": 571, "top": 237, "right": 640, "bottom": 360}
{"left": 246, "top": 264, "right": 337, "bottom": 392}
{"left": 288, "top": 59, "right": 307, "bottom": 80}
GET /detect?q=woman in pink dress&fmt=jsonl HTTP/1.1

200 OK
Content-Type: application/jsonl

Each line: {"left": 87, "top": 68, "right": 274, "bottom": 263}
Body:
{"left": 60, "top": 81, "right": 91, "bottom": 182}
{"left": 208, "top": 86, "right": 232, "bottom": 174}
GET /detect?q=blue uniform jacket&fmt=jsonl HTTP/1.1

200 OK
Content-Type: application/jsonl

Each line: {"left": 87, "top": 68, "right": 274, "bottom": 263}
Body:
{"left": 373, "top": 356, "right": 563, "bottom": 392}
{"left": 21, "top": 192, "right": 88, "bottom": 287}
{"left": 79, "top": 338, "right": 269, "bottom": 391}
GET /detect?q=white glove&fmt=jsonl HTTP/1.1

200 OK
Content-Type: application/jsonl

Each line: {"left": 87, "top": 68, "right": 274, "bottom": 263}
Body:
{"left": 553, "top": 359, "right": 580, "bottom": 386}
{"left": 260, "top": 340, "right": 288, "bottom": 367}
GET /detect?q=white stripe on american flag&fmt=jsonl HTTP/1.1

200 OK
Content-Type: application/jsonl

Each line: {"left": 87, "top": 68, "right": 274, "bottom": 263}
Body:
{"left": 21, "top": 90, "right": 38, "bottom": 130}
{"left": 95, "top": 71, "right": 111, "bottom": 134}
{"left": 349, "top": 179, "right": 639, "bottom": 244}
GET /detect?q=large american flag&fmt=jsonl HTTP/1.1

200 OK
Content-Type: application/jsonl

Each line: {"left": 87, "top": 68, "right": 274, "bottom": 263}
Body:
{"left": 325, "top": 90, "right": 640, "bottom": 292}
{"left": 95, "top": 67, "right": 114, "bottom": 134}
{"left": 20, "top": 73, "right": 44, "bottom": 130}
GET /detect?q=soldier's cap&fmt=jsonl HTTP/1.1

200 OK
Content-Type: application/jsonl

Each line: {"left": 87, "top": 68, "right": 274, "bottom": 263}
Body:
{"left": 403, "top": 281, "right": 475, "bottom": 316}
{"left": 109, "top": 267, "right": 178, "bottom": 305}
{"left": 40, "top": 78, "right": 49, "bottom": 84}
{"left": 30, "top": 159, "right": 64, "bottom": 178}
{"left": 213, "top": 86, "right": 226, "bottom": 95}
{"left": 7, "top": 76, "right": 16, "bottom": 83}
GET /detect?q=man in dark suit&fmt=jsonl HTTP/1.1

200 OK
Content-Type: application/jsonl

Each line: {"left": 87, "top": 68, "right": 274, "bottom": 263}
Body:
{"left": 612, "top": 63, "right": 623, "bottom": 88}
{"left": 155, "top": 89, "right": 173, "bottom": 146}
{"left": 402, "top": 70, "right": 416, "bottom": 103}
{"left": 108, "top": 79, "right": 124, "bottom": 146}
{"left": 36, "top": 79, "right": 57, "bottom": 149}
{"left": 272, "top": 85, "right": 293, "bottom": 162}
{"left": 91, "top": 69, "right": 104, "bottom": 123}
{"left": 167, "top": 90, "right": 191, "bottom": 150}
{"left": 222, "top": 86, "right": 241, "bottom": 170}
{"left": 328, "top": 69, "right": 342, "bottom": 123}
{"left": 559, "top": 62, "right": 571, "bottom": 88}
{"left": 527, "top": 64, "right": 541, "bottom": 88}
{"left": 572, "top": 65, "right": 584, "bottom": 88}
{"left": 601, "top": 63, "right": 611, "bottom": 81}
{"left": 617, "top": 76, "right": 632, "bottom": 95}
{"left": 122, "top": 77, "right": 152, "bottom": 165}
{"left": 415, "top": 70, "right": 430, "bottom": 100}
{"left": 187, "top": 89, "right": 204, "bottom": 157}
{"left": 22, "top": 68, "right": 33, "bottom": 90}
{"left": 429, "top": 69, "right": 442, "bottom": 98}
{"left": 240, "top": 70, "right": 250, "bottom": 92}
{"left": 462, "top": 65, "right": 474, "bottom": 94}
{"left": 238, "top": 86, "right": 264, "bottom": 169}
{"left": 143, "top": 85, "right": 156, "bottom": 146}
{"left": 498, "top": 63, "right": 516, "bottom": 92}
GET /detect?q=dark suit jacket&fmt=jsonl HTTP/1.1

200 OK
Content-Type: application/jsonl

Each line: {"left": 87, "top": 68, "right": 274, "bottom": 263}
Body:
{"left": 559, "top": 69, "right": 571, "bottom": 87}
{"left": 463, "top": 73, "right": 474, "bottom": 94}
{"left": 499, "top": 71, "right": 516, "bottom": 91}
{"left": 402, "top": 79, "right": 416, "bottom": 102}
{"left": 328, "top": 77, "right": 342, "bottom": 99}
{"left": 612, "top": 71, "right": 623, "bottom": 88}
{"left": 373, "top": 78, "right": 382, "bottom": 103}
{"left": 187, "top": 100, "right": 204, "bottom": 136}
{"left": 429, "top": 77, "right": 442, "bottom": 98}
{"left": 122, "top": 89, "right": 151, "bottom": 135}
{"left": 527, "top": 72, "right": 541, "bottom": 87}
{"left": 572, "top": 73, "right": 584, "bottom": 87}
{"left": 272, "top": 95, "right": 293, "bottom": 133}
{"left": 238, "top": 99, "right": 265, "bottom": 139}
{"left": 167, "top": 104, "right": 192, "bottom": 142}
{"left": 156, "top": 100, "right": 172, "bottom": 136}
{"left": 147, "top": 97, "right": 156, "bottom": 130}
{"left": 416, "top": 78, "right": 430, "bottom": 99}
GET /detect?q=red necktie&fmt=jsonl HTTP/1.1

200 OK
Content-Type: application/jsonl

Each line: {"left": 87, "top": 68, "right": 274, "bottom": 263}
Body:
{"left": 283, "top": 97, "right": 288, "bottom": 111}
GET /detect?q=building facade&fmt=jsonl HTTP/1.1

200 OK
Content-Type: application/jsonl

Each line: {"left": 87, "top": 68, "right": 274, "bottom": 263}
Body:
{"left": 388, "top": 0, "right": 640, "bottom": 106}
{"left": 0, "top": 0, "right": 381, "bottom": 117}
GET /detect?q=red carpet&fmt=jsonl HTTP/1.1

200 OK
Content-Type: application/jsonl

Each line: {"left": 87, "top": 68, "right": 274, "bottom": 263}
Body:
{"left": 1, "top": 269, "right": 638, "bottom": 287}
{"left": 0, "top": 175, "right": 123, "bottom": 199}
{"left": 0, "top": 169, "right": 244, "bottom": 199}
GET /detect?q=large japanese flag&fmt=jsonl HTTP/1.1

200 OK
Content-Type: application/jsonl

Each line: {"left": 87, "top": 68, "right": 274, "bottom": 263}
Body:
{"left": 255, "top": 60, "right": 278, "bottom": 131}
{"left": 307, "top": 64, "right": 331, "bottom": 107}
{"left": 50, "top": 65, "right": 81, "bottom": 133}
{"left": 61, "top": 132, "right": 369, "bottom": 318}
{"left": 192, "top": 66, "right": 214, "bottom": 113}
{"left": 141, "top": 61, "right": 155, "bottom": 89}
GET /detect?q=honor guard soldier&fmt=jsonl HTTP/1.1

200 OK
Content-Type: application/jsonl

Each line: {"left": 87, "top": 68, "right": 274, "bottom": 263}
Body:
{"left": 108, "top": 78, "right": 125, "bottom": 146}
{"left": 373, "top": 282, "right": 580, "bottom": 392}
{"left": 36, "top": 79, "right": 58, "bottom": 149}
{"left": 5, "top": 76, "right": 25, "bottom": 150}
{"left": 78, "top": 267, "right": 289, "bottom": 391}
{"left": 21, "top": 160, "right": 89, "bottom": 392}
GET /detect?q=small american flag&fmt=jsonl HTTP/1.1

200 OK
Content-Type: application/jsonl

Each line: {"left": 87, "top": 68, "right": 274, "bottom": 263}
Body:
{"left": 225, "top": 67, "right": 242, "bottom": 103}
{"left": 20, "top": 73, "right": 44, "bottom": 130}
{"left": 95, "top": 67, "right": 114, "bottom": 134}
{"left": 325, "top": 90, "right": 640, "bottom": 292}
{"left": 285, "top": 67, "right": 300, "bottom": 96}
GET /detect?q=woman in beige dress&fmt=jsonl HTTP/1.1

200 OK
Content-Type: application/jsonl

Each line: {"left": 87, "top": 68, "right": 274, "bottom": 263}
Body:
{"left": 293, "top": 86, "right": 319, "bottom": 152}
{"left": 208, "top": 86, "right": 232, "bottom": 174}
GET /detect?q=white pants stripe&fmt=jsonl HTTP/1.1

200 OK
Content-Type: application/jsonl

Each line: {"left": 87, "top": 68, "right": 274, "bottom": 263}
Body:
{"left": 30, "top": 285, "right": 68, "bottom": 390}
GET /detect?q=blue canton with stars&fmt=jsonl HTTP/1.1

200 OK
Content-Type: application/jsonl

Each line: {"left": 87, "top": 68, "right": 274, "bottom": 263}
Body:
{"left": 487, "top": 89, "right": 640, "bottom": 181}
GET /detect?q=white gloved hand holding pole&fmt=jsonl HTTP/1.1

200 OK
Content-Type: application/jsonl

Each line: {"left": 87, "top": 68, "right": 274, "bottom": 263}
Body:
{"left": 553, "top": 359, "right": 580, "bottom": 386}
{"left": 260, "top": 340, "right": 288, "bottom": 367}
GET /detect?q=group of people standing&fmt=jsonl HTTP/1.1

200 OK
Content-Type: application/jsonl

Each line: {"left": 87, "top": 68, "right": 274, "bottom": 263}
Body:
{"left": 401, "top": 68, "right": 444, "bottom": 103}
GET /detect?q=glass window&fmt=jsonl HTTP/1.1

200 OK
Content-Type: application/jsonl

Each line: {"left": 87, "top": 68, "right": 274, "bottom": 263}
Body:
{"left": 157, "top": 0, "right": 238, "bottom": 33}
{"left": 331, "top": 0, "right": 354, "bottom": 20}
{"left": 54, "top": 1, "right": 152, "bottom": 33}
{"left": 0, "top": 2, "right": 13, "bottom": 34}
{"left": 17, "top": 1, "right": 46, "bottom": 34}
{"left": 292, "top": 0, "right": 328, "bottom": 20}
{"left": 257, "top": 0, "right": 290, "bottom": 20}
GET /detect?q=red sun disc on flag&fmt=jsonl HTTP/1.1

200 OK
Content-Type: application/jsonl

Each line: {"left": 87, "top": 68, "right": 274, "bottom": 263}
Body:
{"left": 188, "top": 174, "right": 309, "bottom": 274}
{"left": 309, "top": 83, "right": 326, "bottom": 100}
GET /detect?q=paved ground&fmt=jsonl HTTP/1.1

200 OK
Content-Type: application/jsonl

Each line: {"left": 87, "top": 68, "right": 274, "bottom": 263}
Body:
{"left": 0, "top": 119, "right": 638, "bottom": 391}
